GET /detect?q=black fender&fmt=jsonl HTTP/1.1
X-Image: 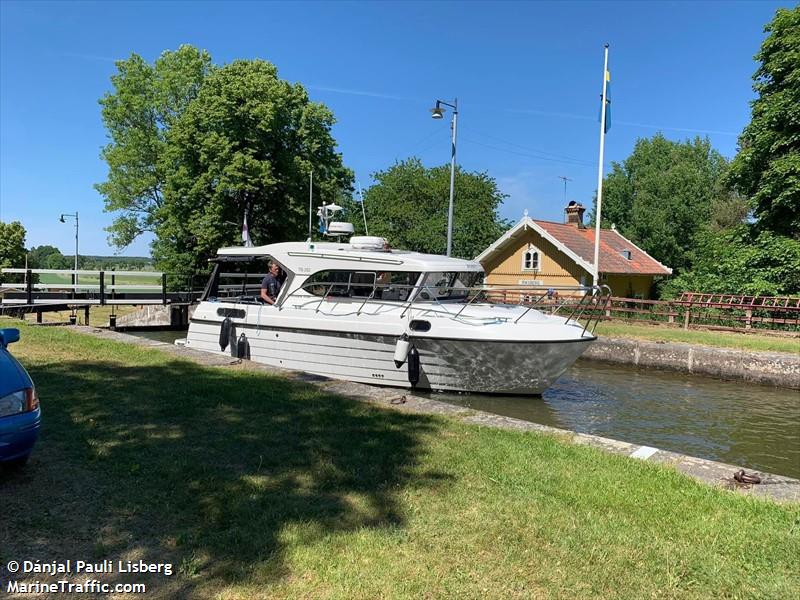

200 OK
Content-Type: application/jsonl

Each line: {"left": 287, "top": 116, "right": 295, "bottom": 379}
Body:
{"left": 219, "top": 317, "right": 232, "bottom": 351}
{"left": 407, "top": 345, "right": 420, "bottom": 387}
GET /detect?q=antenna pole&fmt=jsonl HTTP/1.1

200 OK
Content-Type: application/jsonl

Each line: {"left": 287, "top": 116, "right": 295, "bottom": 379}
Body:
{"left": 558, "top": 176, "right": 572, "bottom": 204}
{"left": 357, "top": 181, "right": 368, "bottom": 235}
{"left": 307, "top": 169, "right": 313, "bottom": 242}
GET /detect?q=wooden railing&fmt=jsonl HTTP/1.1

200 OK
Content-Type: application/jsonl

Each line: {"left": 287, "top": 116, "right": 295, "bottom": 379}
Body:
{"left": 549, "top": 293, "right": 800, "bottom": 333}
{"left": 1, "top": 268, "right": 168, "bottom": 305}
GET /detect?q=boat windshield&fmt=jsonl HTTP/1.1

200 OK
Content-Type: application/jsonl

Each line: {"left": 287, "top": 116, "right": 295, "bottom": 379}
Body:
{"left": 304, "top": 270, "right": 422, "bottom": 301}
{"left": 418, "top": 271, "right": 484, "bottom": 301}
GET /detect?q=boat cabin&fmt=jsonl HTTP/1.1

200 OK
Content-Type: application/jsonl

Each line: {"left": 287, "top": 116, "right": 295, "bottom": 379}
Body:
{"left": 200, "top": 239, "right": 485, "bottom": 307}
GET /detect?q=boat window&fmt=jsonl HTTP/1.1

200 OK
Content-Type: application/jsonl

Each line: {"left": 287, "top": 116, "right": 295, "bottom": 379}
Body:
{"left": 409, "top": 319, "right": 431, "bottom": 332}
{"left": 419, "top": 271, "right": 484, "bottom": 301}
{"left": 304, "top": 270, "right": 421, "bottom": 300}
{"left": 377, "top": 271, "right": 421, "bottom": 301}
{"left": 350, "top": 272, "right": 377, "bottom": 298}
{"left": 214, "top": 257, "right": 274, "bottom": 302}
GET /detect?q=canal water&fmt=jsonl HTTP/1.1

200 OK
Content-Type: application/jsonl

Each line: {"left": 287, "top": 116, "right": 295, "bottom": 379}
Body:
{"left": 127, "top": 329, "right": 800, "bottom": 479}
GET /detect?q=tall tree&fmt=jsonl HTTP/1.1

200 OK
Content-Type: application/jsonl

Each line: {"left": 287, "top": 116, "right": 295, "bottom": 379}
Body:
{"left": 0, "top": 221, "right": 27, "bottom": 283}
{"left": 154, "top": 59, "right": 352, "bottom": 281}
{"left": 28, "top": 245, "right": 70, "bottom": 270}
{"left": 592, "top": 134, "right": 731, "bottom": 273}
{"left": 346, "top": 158, "right": 509, "bottom": 259}
{"left": 727, "top": 6, "right": 800, "bottom": 238}
{"left": 96, "top": 45, "right": 213, "bottom": 247}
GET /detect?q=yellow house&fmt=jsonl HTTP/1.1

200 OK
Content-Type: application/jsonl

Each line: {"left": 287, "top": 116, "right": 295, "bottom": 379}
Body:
{"left": 476, "top": 202, "right": 672, "bottom": 299}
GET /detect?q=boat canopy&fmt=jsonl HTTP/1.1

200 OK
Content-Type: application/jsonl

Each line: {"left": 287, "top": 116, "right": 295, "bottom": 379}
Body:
{"left": 215, "top": 241, "right": 483, "bottom": 274}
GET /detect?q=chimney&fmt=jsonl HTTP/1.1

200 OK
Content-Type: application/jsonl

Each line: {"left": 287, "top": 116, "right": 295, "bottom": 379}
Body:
{"left": 564, "top": 201, "right": 586, "bottom": 228}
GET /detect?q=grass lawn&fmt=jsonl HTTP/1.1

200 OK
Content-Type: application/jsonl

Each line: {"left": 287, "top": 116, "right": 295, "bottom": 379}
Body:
{"left": 595, "top": 321, "right": 800, "bottom": 354}
{"left": 17, "top": 305, "right": 140, "bottom": 328}
{"left": 2, "top": 321, "right": 798, "bottom": 599}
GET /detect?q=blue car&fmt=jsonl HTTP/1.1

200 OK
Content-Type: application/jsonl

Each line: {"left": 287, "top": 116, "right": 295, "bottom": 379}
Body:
{"left": 0, "top": 328, "right": 40, "bottom": 467}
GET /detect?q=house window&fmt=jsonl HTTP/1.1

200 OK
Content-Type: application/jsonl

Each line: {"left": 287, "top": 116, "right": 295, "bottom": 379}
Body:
{"left": 522, "top": 248, "right": 540, "bottom": 271}
{"left": 621, "top": 249, "right": 632, "bottom": 260}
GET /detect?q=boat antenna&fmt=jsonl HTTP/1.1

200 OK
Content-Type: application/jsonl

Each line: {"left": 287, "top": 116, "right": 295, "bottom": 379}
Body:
{"left": 307, "top": 169, "right": 313, "bottom": 242}
{"left": 357, "top": 181, "right": 368, "bottom": 235}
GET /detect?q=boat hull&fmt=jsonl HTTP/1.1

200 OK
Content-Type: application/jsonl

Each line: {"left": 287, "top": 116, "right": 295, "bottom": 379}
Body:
{"left": 185, "top": 318, "right": 593, "bottom": 395}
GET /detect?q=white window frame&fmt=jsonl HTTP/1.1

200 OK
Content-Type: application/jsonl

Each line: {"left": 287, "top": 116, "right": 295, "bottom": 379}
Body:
{"left": 521, "top": 246, "right": 540, "bottom": 272}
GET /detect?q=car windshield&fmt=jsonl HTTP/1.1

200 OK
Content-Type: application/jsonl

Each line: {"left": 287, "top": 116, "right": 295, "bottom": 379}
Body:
{"left": 418, "top": 271, "right": 484, "bottom": 301}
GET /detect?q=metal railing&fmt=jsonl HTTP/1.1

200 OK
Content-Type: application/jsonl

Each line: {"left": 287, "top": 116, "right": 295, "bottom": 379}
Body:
{"left": 271, "top": 280, "right": 611, "bottom": 334}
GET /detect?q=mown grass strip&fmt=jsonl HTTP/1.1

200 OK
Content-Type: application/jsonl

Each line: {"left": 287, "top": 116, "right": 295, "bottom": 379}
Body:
{"left": 2, "top": 320, "right": 798, "bottom": 599}
{"left": 596, "top": 321, "right": 800, "bottom": 354}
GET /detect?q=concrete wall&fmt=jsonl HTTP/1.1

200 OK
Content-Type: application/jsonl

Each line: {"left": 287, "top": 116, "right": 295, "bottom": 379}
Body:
{"left": 584, "top": 337, "right": 800, "bottom": 389}
{"left": 116, "top": 305, "right": 195, "bottom": 328}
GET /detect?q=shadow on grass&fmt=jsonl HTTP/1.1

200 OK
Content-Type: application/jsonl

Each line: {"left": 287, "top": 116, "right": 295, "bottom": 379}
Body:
{"left": 1, "top": 356, "right": 449, "bottom": 593}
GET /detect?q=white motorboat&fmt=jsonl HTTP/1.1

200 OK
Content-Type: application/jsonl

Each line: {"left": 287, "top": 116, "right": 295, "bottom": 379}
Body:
{"left": 185, "top": 234, "right": 609, "bottom": 395}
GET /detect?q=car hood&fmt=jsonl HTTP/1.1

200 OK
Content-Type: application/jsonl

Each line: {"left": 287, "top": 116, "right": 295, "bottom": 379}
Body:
{"left": 0, "top": 348, "right": 32, "bottom": 396}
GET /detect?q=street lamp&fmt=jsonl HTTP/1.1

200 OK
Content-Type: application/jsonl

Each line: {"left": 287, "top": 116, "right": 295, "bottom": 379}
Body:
{"left": 430, "top": 98, "right": 458, "bottom": 257}
{"left": 59, "top": 212, "right": 79, "bottom": 287}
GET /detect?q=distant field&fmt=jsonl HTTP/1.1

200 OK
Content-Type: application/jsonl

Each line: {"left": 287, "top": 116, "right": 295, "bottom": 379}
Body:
{"left": 36, "top": 272, "right": 162, "bottom": 293}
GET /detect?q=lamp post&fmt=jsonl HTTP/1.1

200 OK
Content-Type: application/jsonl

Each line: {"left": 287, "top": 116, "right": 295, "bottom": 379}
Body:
{"left": 430, "top": 98, "right": 458, "bottom": 257}
{"left": 59, "top": 212, "right": 79, "bottom": 288}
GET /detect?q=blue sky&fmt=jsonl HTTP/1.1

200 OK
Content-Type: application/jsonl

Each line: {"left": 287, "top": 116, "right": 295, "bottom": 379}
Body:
{"left": 0, "top": 0, "right": 789, "bottom": 257}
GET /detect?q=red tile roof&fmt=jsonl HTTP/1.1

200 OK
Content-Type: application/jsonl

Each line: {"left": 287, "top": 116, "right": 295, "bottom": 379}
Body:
{"left": 533, "top": 220, "right": 672, "bottom": 275}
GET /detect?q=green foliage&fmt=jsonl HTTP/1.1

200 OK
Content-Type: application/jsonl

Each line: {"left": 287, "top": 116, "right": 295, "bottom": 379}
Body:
{"left": 78, "top": 255, "right": 153, "bottom": 271}
{"left": 97, "top": 46, "right": 352, "bottom": 283}
{"left": 28, "top": 245, "right": 70, "bottom": 270}
{"left": 727, "top": 6, "right": 800, "bottom": 238}
{"left": 154, "top": 59, "right": 352, "bottom": 282}
{"left": 0, "top": 221, "right": 27, "bottom": 283}
{"left": 660, "top": 226, "right": 800, "bottom": 297}
{"left": 97, "top": 45, "right": 213, "bottom": 248}
{"left": 343, "top": 158, "right": 509, "bottom": 259}
{"left": 593, "top": 134, "right": 731, "bottom": 273}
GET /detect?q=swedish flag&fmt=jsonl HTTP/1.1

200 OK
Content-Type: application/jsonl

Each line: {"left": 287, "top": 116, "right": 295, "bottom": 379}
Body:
{"left": 600, "top": 69, "right": 611, "bottom": 133}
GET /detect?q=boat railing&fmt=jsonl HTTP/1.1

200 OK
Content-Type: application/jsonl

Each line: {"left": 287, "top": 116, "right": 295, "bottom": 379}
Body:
{"left": 279, "top": 280, "right": 611, "bottom": 334}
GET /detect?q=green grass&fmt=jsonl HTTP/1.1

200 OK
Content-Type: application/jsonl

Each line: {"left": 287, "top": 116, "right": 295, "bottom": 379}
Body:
{"left": 37, "top": 272, "right": 161, "bottom": 286}
{"left": 596, "top": 321, "right": 800, "bottom": 354}
{"left": 2, "top": 321, "right": 799, "bottom": 599}
{"left": 35, "top": 271, "right": 161, "bottom": 294}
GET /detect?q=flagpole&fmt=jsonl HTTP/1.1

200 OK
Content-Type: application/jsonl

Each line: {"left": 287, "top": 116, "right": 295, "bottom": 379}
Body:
{"left": 593, "top": 43, "right": 610, "bottom": 287}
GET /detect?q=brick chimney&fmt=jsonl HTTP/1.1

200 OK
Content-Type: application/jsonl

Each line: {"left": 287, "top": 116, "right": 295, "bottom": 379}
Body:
{"left": 564, "top": 201, "right": 586, "bottom": 228}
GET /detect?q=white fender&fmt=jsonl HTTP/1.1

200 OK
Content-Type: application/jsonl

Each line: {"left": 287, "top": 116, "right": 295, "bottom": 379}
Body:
{"left": 394, "top": 333, "right": 411, "bottom": 368}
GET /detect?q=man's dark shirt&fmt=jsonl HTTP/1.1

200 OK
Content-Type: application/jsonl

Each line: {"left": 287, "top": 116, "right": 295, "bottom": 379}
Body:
{"left": 261, "top": 273, "right": 281, "bottom": 301}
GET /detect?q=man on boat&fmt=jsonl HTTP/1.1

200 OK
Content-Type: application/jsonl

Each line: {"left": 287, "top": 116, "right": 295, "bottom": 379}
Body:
{"left": 260, "top": 261, "right": 282, "bottom": 305}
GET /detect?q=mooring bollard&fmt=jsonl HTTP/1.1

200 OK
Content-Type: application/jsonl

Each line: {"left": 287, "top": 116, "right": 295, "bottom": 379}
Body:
{"left": 109, "top": 314, "right": 117, "bottom": 330}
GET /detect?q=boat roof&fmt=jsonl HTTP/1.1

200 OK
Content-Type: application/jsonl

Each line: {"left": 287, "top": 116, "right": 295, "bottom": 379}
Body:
{"left": 217, "top": 241, "right": 483, "bottom": 272}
